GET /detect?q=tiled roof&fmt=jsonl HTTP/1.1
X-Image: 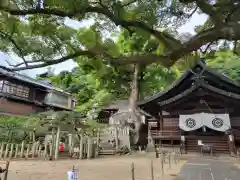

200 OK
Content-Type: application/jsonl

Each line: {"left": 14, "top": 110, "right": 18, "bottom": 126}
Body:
{"left": 0, "top": 66, "right": 70, "bottom": 95}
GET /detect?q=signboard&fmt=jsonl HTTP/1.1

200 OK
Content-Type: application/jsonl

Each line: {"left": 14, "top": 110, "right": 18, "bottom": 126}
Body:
{"left": 180, "top": 136, "right": 185, "bottom": 141}
{"left": 198, "top": 140, "right": 202, "bottom": 145}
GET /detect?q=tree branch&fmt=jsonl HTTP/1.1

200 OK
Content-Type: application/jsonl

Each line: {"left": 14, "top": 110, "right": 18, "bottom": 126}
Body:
{"left": 188, "top": 7, "right": 198, "bottom": 18}
{"left": 200, "top": 42, "right": 214, "bottom": 54}
{"left": 0, "top": 30, "right": 28, "bottom": 67}
{"left": 233, "top": 40, "right": 239, "bottom": 55}
{"left": 9, "top": 49, "right": 104, "bottom": 71}
{"left": 2, "top": 2, "right": 240, "bottom": 71}
{"left": 0, "top": 5, "right": 181, "bottom": 50}
{"left": 7, "top": 23, "right": 240, "bottom": 71}
{"left": 195, "top": 0, "right": 223, "bottom": 26}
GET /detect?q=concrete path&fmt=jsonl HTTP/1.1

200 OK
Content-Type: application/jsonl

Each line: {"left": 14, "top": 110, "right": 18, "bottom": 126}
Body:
{"left": 176, "top": 157, "right": 240, "bottom": 180}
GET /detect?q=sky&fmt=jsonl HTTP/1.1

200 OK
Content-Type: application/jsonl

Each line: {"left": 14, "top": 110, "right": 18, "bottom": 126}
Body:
{"left": 0, "top": 13, "right": 208, "bottom": 77}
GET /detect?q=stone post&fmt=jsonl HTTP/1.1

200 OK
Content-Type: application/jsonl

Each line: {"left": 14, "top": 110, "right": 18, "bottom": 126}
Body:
{"left": 147, "top": 125, "right": 154, "bottom": 151}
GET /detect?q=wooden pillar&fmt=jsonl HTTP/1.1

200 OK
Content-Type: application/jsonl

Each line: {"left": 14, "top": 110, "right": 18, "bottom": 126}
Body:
{"left": 68, "top": 134, "right": 73, "bottom": 156}
{"left": 87, "top": 137, "right": 92, "bottom": 159}
{"left": 126, "top": 126, "right": 131, "bottom": 149}
{"left": 43, "top": 140, "right": 48, "bottom": 159}
{"left": 38, "top": 144, "right": 42, "bottom": 157}
{"left": 79, "top": 134, "right": 84, "bottom": 159}
{"left": 159, "top": 110, "right": 163, "bottom": 131}
{"left": 54, "top": 126, "right": 61, "bottom": 160}
{"left": 20, "top": 141, "right": 25, "bottom": 158}
{"left": 228, "top": 134, "right": 236, "bottom": 156}
{"left": 114, "top": 126, "right": 119, "bottom": 149}
{"left": 50, "top": 128, "right": 55, "bottom": 160}
{"left": 26, "top": 144, "right": 30, "bottom": 159}
{"left": 96, "top": 128, "right": 100, "bottom": 148}
{"left": 32, "top": 130, "right": 36, "bottom": 142}
{"left": 4, "top": 143, "right": 9, "bottom": 159}
{"left": 49, "top": 143, "right": 53, "bottom": 159}
{"left": 31, "top": 142, "right": 36, "bottom": 158}
{"left": 3, "top": 161, "right": 10, "bottom": 180}
{"left": 0, "top": 143, "right": 5, "bottom": 158}
{"left": 15, "top": 144, "right": 19, "bottom": 158}
{"left": 9, "top": 144, "right": 14, "bottom": 159}
{"left": 180, "top": 135, "right": 186, "bottom": 154}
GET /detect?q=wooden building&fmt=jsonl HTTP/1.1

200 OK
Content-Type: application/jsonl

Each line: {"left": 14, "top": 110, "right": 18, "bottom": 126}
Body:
{"left": 102, "top": 59, "right": 240, "bottom": 154}
{"left": 139, "top": 59, "right": 240, "bottom": 154}
{"left": 0, "top": 66, "right": 76, "bottom": 116}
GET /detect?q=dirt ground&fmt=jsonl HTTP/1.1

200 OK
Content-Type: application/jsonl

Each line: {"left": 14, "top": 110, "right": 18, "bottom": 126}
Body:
{"left": 3, "top": 156, "right": 185, "bottom": 180}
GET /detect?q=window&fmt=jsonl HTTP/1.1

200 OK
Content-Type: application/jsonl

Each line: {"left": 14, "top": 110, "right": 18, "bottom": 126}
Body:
{"left": 163, "top": 118, "right": 179, "bottom": 126}
{"left": 45, "top": 92, "right": 69, "bottom": 108}
{"left": 0, "top": 80, "right": 29, "bottom": 99}
{"left": 72, "top": 99, "right": 76, "bottom": 108}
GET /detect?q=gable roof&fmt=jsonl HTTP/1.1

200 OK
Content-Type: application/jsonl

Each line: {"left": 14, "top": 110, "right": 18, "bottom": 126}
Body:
{"left": 103, "top": 100, "right": 129, "bottom": 110}
{"left": 139, "top": 58, "right": 240, "bottom": 106}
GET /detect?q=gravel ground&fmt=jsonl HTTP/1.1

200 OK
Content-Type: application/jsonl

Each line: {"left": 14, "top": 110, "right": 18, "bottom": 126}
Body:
{"left": 2, "top": 156, "right": 185, "bottom": 180}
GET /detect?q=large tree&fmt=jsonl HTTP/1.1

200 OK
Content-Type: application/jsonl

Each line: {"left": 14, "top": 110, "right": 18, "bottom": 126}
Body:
{"left": 1, "top": 0, "right": 240, "bottom": 71}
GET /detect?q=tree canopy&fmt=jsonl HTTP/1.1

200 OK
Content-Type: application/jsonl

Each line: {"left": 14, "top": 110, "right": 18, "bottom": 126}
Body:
{"left": 36, "top": 28, "right": 181, "bottom": 114}
{"left": 1, "top": 0, "right": 240, "bottom": 71}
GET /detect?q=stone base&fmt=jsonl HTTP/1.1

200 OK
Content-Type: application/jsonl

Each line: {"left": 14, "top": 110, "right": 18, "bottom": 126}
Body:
{"left": 146, "top": 144, "right": 155, "bottom": 152}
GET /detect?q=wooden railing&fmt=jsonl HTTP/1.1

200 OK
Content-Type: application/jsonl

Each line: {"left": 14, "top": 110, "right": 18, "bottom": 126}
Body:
{"left": 232, "top": 129, "right": 240, "bottom": 137}
{"left": 151, "top": 130, "right": 181, "bottom": 137}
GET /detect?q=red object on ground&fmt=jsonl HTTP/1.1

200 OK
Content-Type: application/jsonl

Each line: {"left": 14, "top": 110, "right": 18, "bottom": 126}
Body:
{"left": 59, "top": 143, "right": 64, "bottom": 152}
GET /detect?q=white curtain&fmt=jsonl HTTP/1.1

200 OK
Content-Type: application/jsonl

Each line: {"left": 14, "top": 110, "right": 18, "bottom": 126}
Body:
{"left": 179, "top": 114, "right": 203, "bottom": 131}
{"left": 202, "top": 113, "right": 230, "bottom": 132}
{"left": 179, "top": 113, "right": 231, "bottom": 132}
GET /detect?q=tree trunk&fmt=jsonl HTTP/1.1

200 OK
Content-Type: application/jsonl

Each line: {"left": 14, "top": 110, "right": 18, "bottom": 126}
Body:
{"left": 129, "top": 64, "right": 140, "bottom": 110}
{"left": 129, "top": 64, "right": 141, "bottom": 145}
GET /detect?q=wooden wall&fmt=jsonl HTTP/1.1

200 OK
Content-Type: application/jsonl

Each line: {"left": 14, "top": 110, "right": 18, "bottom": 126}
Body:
{"left": 162, "top": 117, "right": 179, "bottom": 130}
{"left": 0, "top": 77, "right": 48, "bottom": 102}
{"left": 0, "top": 98, "right": 44, "bottom": 116}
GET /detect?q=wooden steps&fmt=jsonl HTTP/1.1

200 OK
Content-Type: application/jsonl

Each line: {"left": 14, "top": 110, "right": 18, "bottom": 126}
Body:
{"left": 98, "top": 141, "right": 117, "bottom": 156}
{"left": 98, "top": 149, "right": 116, "bottom": 155}
{"left": 185, "top": 136, "right": 229, "bottom": 154}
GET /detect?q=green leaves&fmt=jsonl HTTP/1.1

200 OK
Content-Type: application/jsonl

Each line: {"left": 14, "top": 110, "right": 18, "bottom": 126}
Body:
{"left": 43, "top": 0, "right": 89, "bottom": 10}
{"left": 77, "top": 28, "right": 97, "bottom": 49}
{"left": 207, "top": 51, "right": 240, "bottom": 82}
{"left": 0, "top": 115, "right": 41, "bottom": 142}
{"left": 103, "top": 38, "right": 120, "bottom": 57}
